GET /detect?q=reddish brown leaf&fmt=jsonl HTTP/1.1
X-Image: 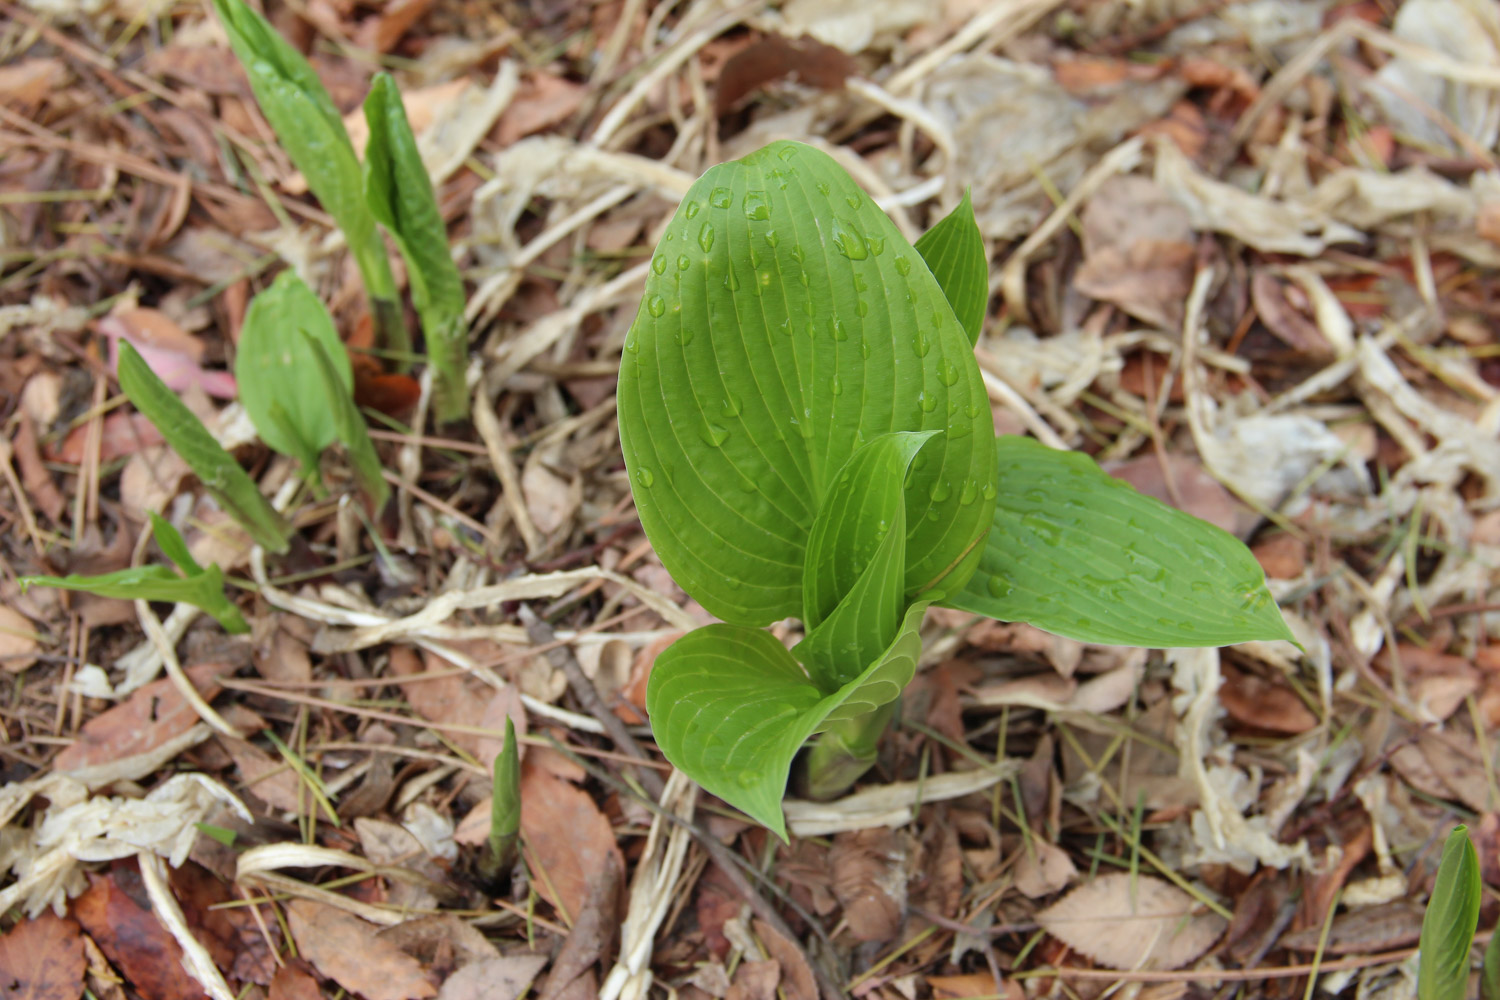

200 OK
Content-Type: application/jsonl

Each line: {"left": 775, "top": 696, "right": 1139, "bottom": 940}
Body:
{"left": 493, "top": 73, "right": 587, "bottom": 147}
{"left": 537, "top": 853, "right": 619, "bottom": 1000}
{"left": 53, "top": 664, "right": 225, "bottom": 771}
{"left": 354, "top": 372, "right": 422, "bottom": 416}
{"left": 389, "top": 647, "right": 487, "bottom": 755}
{"left": 751, "top": 920, "right": 816, "bottom": 1000}
{"left": 714, "top": 34, "right": 857, "bottom": 115}
{"left": 269, "top": 962, "right": 323, "bottom": 1000}
{"left": 285, "top": 900, "right": 436, "bottom": 1000}
{"left": 168, "top": 861, "right": 279, "bottom": 985}
{"left": 1217, "top": 664, "right": 1317, "bottom": 734}
{"left": 70, "top": 873, "right": 203, "bottom": 1000}
{"left": 519, "top": 759, "right": 625, "bottom": 923}
{"left": 829, "top": 829, "right": 905, "bottom": 942}
{"left": 0, "top": 912, "right": 85, "bottom": 1000}
{"left": 14, "top": 417, "right": 65, "bottom": 523}
{"left": 1252, "top": 533, "right": 1307, "bottom": 580}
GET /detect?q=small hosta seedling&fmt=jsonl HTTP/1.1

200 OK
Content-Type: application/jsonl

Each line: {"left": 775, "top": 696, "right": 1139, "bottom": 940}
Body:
{"left": 617, "top": 140, "right": 1293, "bottom": 838}
{"left": 1419, "top": 825, "right": 1483, "bottom": 1000}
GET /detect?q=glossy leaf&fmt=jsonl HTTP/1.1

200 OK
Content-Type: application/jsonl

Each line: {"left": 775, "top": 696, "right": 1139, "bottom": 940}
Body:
{"left": 117, "top": 341, "right": 291, "bottom": 553}
{"left": 236, "top": 271, "right": 351, "bottom": 469}
{"left": 302, "top": 332, "right": 391, "bottom": 509}
{"left": 797, "top": 432, "right": 933, "bottom": 689}
{"left": 618, "top": 140, "right": 994, "bottom": 625}
{"left": 19, "top": 515, "right": 248, "bottom": 633}
{"left": 648, "top": 603, "right": 931, "bottom": 840}
{"left": 948, "top": 436, "right": 1293, "bottom": 647}
{"left": 211, "top": 0, "right": 404, "bottom": 356}
{"left": 1481, "top": 922, "right": 1500, "bottom": 1000}
{"left": 363, "top": 73, "right": 468, "bottom": 423}
{"left": 1419, "top": 825, "right": 1481, "bottom": 1000}
{"left": 914, "top": 189, "right": 987, "bottom": 346}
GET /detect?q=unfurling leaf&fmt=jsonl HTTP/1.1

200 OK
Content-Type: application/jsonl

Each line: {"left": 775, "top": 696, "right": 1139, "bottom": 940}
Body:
{"left": 236, "top": 271, "right": 351, "bottom": 472}
{"left": 20, "top": 514, "right": 248, "bottom": 633}
{"left": 117, "top": 341, "right": 291, "bottom": 553}
{"left": 363, "top": 72, "right": 469, "bottom": 423}
{"left": 914, "top": 189, "right": 988, "bottom": 346}
{"left": 618, "top": 140, "right": 994, "bottom": 626}
{"left": 948, "top": 436, "right": 1293, "bottom": 647}
{"left": 1419, "top": 825, "right": 1481, "bottom": 1000}
{"left": 211, "top": 0, "right": 405, "bottom": 357}
{"left": 483, "top": 717, "right": 521, "bottom": 875}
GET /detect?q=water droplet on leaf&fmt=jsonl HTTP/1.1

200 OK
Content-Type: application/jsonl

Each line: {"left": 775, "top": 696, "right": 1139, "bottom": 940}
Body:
{"left": 647, "top": 295, "right": 666, "bottom": 317}
{"left": 744, "top": 190, "right": 770, "bottom": 220}
{"left": 699, "top": 421, "right": 729, "bottom": 447}
{"left": 831, "top": 217, "right": 868, "bottom": 260}
{"left": 710, "top": 187, "right": 732, "bottom": 209}
{"left": 698, "top": 223, "right": 716, "bottom": 253}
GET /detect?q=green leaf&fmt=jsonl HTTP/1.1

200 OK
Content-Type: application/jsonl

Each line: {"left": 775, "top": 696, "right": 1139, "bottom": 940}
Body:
{"left": 149, "top": 510, "right": 203, "bottom": 575}
{"left": 796, "top": 432, "right": 934, "bottom": 689}
{"left": 1420, "top": 825, "right": 1481, "bottom": 1000}
{"left": 948, "top": 436, "right": 1293, "bottom": 647}
{"left": 1481, "top": 920, "right": 1500, "bottom": 1000}
{"left": 236, "top": 271, "right": 351, "bottom": 467}
{"left": 302, "top": 332, "right": 391, "bottom": 509}
{"left": 117, "top": 341, "right": 291, "bottom": 554}
{"left": 20, "top": 563, "right": 249, "bottom": 635}
{"left": 618, "top": 140, "right": 995, "bottom": 626}
{"left": 647, "top": 601, "right": 929, "bottom": 840}
{"left": 210, "top": 0, "right": 405, "bottom": 357}
{"left": 487, "top": 717, "right": 521, "bottom": 865}
{"left": 363, "top": 73, "right": 468, "bottom": 423}
{"left": 914, "top": 189, "right": 987, "bottom": 346}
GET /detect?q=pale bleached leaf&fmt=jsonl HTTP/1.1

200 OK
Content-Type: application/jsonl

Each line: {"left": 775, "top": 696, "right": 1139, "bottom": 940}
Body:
{"left": 1036, "top": 874, "right": 1226, "bottom": 970}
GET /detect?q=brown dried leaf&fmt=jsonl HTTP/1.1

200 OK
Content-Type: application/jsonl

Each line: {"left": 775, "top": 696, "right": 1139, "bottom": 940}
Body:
{"left": 928, "top": 973, "right": 1021, "bottom": 999}
{"left": 1036, "top": 874, "right": 1226, "bottom": 970}
{"left": 0, "top": 604, "right": 40, "bottom": 674}
{"left": 829, "top": 829, "right": 905, "bottom": 942}
{"left": 269, "top": 963, "right": 323, "bottom": 1000}
{"left": 751, "top": 919, "right": 816, "bottom": 1000}
{"left": 519, "top": 760, "right": 624, "bottom": 922}
{"left": 1217, "top": 665, "right": 1317, "bottom": 735}
{"left": 1013, "top": 839, "right": 1077, "bottom": 899}
{"left": 494, "top": 73, "right": 587, "bottom": 147}
{"left": 1074, "top": 176, "right": 1195, "bottom": 331}
{"left": 725, "top": 960, "right": 779, "bottom": 1000}
{"left": 0, "top": 912, "right": 85, "bottom": 1000}
{"left": 1250, "top": 272, "right": 1331, "bottom": 357}
{"left": 390, "top": 647, "right": 486, "bottom": 755}
{"left": 537, "top": 853, "right": 620, "bottom": 1000}
{"left": 221, "top": 737, "right": 303, "bottom": 813}
{"left": 1281, "top": 900, "right": 1424, "bottom": 954}
{"left": 71, "top": 872, "right": 203, "bottom": 1000}
{"left": 285, "top": 900, "right": 437, "bottom": 1000}
{"left": 14, "top": 417, "right": 65, "bottom": 523}
{"left": 436, "top": 954, "right": 548, "bottom": 1000}
{"left": 53, "top": 664, "right": 225, "bottom": 770}
{"left": 714, "top": 34, "right": 857, "bottom": 114}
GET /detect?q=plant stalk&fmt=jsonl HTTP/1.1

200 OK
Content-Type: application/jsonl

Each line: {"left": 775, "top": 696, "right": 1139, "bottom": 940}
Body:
{"left": 800, "top": 700, "right": 897, "bottom": 801}
{"left": 356, "top": 246, "right": 410, "bottom": 369}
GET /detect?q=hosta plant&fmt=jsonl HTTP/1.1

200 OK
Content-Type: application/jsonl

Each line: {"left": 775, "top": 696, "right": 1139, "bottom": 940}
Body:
{"left": 618, "top": 141, "right": 1294, "bottom": 839}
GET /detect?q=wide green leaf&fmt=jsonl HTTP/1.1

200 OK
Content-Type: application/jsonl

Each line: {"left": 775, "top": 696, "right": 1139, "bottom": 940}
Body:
{"left": 20, "top": 515, "right": 248, "bottom": 634}
{"left": 117, "top": 341, "right": 291, "bottom": 553}
{"left": 647, "top": 601, "right": 931, "bottom": 840}
{"left": 363, "top": 73, "right": 469, "bottom": 423}
{"left": 303, "top": 332, "right": 391, "bottom": 509}
{"left": 236, "top": 271, "right": 350, "bottom": 468}
{"left": 914, "top": 189, "right": 988, "bottom": 346}
{"left": 797, "top": 432, "right": 933, "bottom": 689}
{"left": 1419, "top": 826, "right": 1481, "bottom": 1000}
{"left": 948, "top": 436, "right": 1293, "bottom": 647}
{"left": 618, "top": 140, "right": 995, "bottom": 626}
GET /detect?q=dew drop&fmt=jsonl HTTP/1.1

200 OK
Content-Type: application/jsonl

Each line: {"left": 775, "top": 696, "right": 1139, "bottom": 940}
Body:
{"left": 790, "top": 246, "right": 805, "bottom": 263}
{"left": 744, "top": 190, "right": 770, "bottom": 220}
{"left": 1190, "top": 580, "right": 1212, "bottom": 595}
{"left": 1021, "top": 512, "right": 1062, "bottom": 546}
{"left": 677, "top": 254, "right": 690, "bottom": 271}
{"left": 765, "top": 230, "right": 779, "bottom": 248}
{"left": 893, "top": 256, "right": 911, "bottom": 276}
{"left": 677, "top": 327, "right": 694, "bottom": 346}
{"left": 651, "top": 255, "right": 667, "bottom": 275}
{"left": 987, "top": 576, "right": 1014, "bottom": 600}
{"left": 830, "top": 375, "right": 843, "bottom": 396}
{"left": 980, "top": 481, "right": 996, "bottom": 500}
{"left": 798, "top": 269, "right": 810, "bottom": 287}
{"left": 929, "top": 480, "right": 952, "bottom": 502}
{"left": 748, "top": 246, "right": 761, "bottom": 269}
{"left": 698, "top": 421, "right": 729, "bottom": 447}
{"left": 710, "top": 187, "right": 732, "bottom": 209}
{"left": 865, "top": 235, "right": 885, "bottom": 256}
{"left": 831, "top": 217, "right": 869, "bottom": 260}
{"left": 721, "top": 392, "right": 742, "bottom": 417}
{"left": 1024, "top": 488, "right": 1046, "bottom": 503}
{"left": 777, "top": 144, "right": 797, "bottom": 161}
{"left": 698, "top": 223, "right": 716, "bottom": 253}
{"left": 859, "top": 336, "right": 871, "bottom": 359}
{"left": 625, "top": 336, "right": 639, "bottom": 354}
{"left": 938, "top": 361, "right": 960, "bottom": 386}
{"left": 959, "top": 479, "right": 979, "bottom": 505}
{"left": 685, "top": 201, "right": 701, "bottom": 219}
{"left": 647, "top": 295, "right": 666, "bottom": 317}
{"left": 912, "top": 331, "right": 931, "bottom": 357}
{"left": 816, "top": 182, "right": 830, "bottom": 197}
{"left": 635, "top": 467, "right": 655, "bottom": 488}
{"left": 856, "top": 300, "right": 869, "bottom": 317}
{"left": 918, "top": 391, "right": 937, "bottom": 412}
{"left": 853, "top": 274, "right": 868, "bottom": 292}
{"left": 804, "top": 321, "right": 817, "bottom": 338}
{"left": 832, "top": 319, "right": 849, "bottom": 341}
{"left": 724, "top": 269, "right": 739, "bottom": 291}
{"left": 758, "top": 271, "right": 772, "bottom": 288}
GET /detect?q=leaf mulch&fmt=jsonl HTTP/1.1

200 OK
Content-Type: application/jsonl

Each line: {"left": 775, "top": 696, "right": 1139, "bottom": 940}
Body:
{"left": 3, "top": 0, "right": 1500, "bottom": 998}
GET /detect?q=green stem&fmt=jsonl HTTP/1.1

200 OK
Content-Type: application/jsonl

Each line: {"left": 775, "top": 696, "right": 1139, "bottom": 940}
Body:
{"left": 354, "top": 243, "right": 410, "bottom": 370}
{"left": 428, "top": 317, "right": 470, "bottom": 424}
{"left": 800, "top": 700, "right": 897, "bottom": 801}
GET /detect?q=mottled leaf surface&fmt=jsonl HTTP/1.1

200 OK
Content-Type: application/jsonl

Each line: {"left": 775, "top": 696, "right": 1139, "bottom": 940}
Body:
{"left": 618, "top": 140, "right": 994, "bottom": 626}
{"left": 950, "top": 436, "right": 1292, "bottom": 647}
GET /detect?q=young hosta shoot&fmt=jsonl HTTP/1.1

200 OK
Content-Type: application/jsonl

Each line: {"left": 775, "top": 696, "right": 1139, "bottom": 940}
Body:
{"left": 364, "top": 73, "right": 469, "bottom": 423}
{"left": 118, "top": 341, "right": 291, "bottom": 553}
{"left": 1419, "top": 825, "right": 1482, "bottom": 1000}
{"left": 617, "top": 140, "right": 1294, "bottom": 839}
{"left": 211, "top": 0, "right": 407, "bottom": 360}
{"left": 479, "top": 717, "right": 521, "bottom": 879}
{"left": 21, "top": 513, "right": 248, "bottom": 633}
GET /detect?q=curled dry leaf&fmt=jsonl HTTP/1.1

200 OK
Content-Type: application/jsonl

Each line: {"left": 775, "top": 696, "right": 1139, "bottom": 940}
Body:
{"left": 285, "top": 900, "right": 437, "bottom": 1000}
{"left": 53, "top": 664, "right": 225, "bottom": 772}
{"left": 1217, "top": 664, "right": 1317, "bottom": 735}
{"left": 519, "top": 759, "right": 625, "bottom": 922}
{"left": 0, "top": 604, "right": 40, "bottom": 673}
{"left": 751, "top": 919, "right": 816, "bottom": 1000}
{"left": 71, "top": 872, "right": 204, "bottom": 1000}
{"left": 1036, "top": 873, "right": 1227, "bottom": 970}
{"left": 829, "top": 828, "right": 906, "bottom": 942}
{"left": 0, "top": 911, "right": 85, "bottom": 1000}
{"left": 1074, "top": 175, "right": 1195, "bottom": 331}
